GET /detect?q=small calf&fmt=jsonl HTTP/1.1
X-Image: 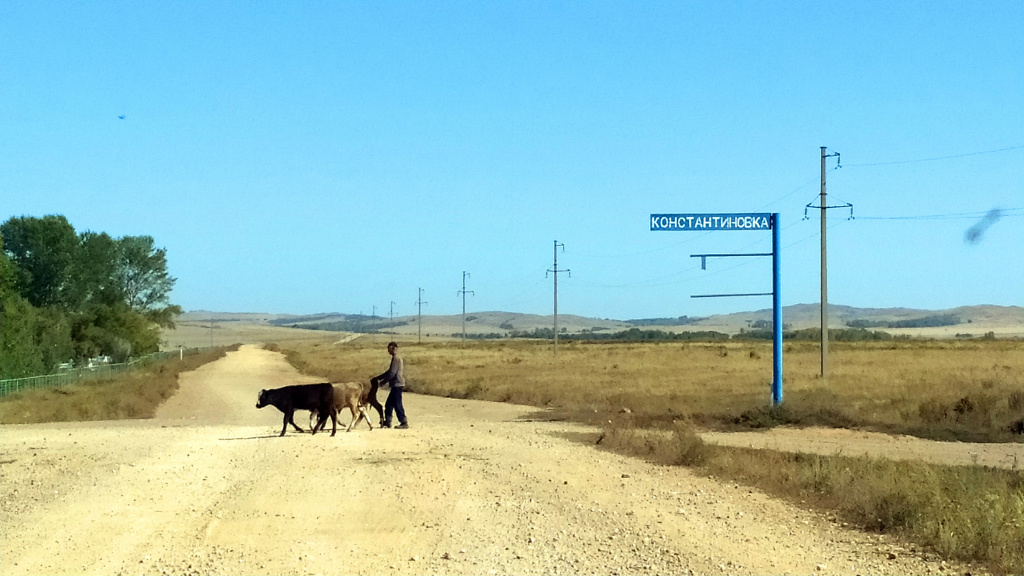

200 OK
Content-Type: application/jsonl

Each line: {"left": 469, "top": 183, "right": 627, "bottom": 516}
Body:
{"left": 309, "top": 382, "right": 374, "bottom": 432}
{"left": 256, "top": 383, "right": 337, "bottom": 437}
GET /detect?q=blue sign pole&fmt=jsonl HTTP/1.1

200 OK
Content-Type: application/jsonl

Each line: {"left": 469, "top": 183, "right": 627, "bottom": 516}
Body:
{"left": 771, "top": 213, "right": 782, "bottom": 406}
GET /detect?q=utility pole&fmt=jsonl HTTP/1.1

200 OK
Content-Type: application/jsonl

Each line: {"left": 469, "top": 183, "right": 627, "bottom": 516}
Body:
{"left": 818, "top": 146, "right": 841, "bottom": 382}
{"left": 458, "top": 271, "right": 474, "bottom": 347}
{"left": 416, "top": 288, "right": 427, "bottom": 344}
{"left": 389, "top": 300, "right": 396, "bottom": 331}
{"left": 547, "top": 241, "right": 570, "bottom": 358}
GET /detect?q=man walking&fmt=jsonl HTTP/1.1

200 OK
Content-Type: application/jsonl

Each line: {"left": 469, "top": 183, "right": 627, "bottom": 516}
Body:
{"left": 372, "top": 341, "right": 408, "bottom": 429}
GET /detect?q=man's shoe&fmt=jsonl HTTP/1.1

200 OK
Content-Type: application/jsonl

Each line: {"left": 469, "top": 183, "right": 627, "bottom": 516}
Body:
{"left": 381, "top": 422, "right": 392, "bottom": 428}
{"left": 396, "top": 423, "right": 409, "bottom": 429}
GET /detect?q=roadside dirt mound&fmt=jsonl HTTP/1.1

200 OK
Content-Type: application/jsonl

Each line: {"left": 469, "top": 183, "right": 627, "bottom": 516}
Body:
{"left": 0, "top": 345, "right": 986, "bottom": 575}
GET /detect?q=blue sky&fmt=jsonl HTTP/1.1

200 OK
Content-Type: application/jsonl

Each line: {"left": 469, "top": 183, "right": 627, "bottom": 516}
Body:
{"left": 3, "top": 1, "right": 1022, "bottom": 319}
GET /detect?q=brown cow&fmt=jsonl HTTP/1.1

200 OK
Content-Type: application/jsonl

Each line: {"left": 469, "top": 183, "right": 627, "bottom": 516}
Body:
{"left": 309, "top": 382, "right": 374, "bottom": 432}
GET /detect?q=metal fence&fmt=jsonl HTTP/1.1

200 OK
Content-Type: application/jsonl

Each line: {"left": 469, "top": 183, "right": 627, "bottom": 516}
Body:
{"left": 0, "top": 348, "right": 207, "bottom": 398}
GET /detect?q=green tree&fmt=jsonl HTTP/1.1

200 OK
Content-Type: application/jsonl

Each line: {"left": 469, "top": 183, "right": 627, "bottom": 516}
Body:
{"left": 115, "top": 235, "right": 181, "bottom": 326}
{"left": 0, "top": 215, "right": 79, "bottom": 308}
{"left": 1, "top": 216, "right": 182, "bottom": 374}
{"left": 72, "top": 231, "right": 120, "bottom": 308}
{"left": 0, "top": 234, "right": 75, "bottom": 377}
{"left": 1, "top": 240, "right": 46, "bottom": 377}
{"left": 0, "top": 294, "right": 46, "bottom": 378}
{"left": 71, "top": 302, "right": 158, "bottom": 361}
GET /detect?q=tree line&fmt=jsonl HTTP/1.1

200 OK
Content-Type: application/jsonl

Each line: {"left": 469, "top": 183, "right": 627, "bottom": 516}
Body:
{"left": 0, "top": 215, "right": 181, "bottom": 378}
{"left": 846, "top": 314, "right": 961, "bottom": 329}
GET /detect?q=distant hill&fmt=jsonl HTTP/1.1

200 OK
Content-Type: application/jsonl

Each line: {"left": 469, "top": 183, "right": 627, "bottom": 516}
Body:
{"left": 176, "top": 305, "right": 1024, "bottom": 339}
{"left": 178, "top": 311, "right": 297, "bottom": 323}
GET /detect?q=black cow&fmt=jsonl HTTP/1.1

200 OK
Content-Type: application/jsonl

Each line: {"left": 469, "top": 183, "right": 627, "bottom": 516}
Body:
{"left": 256, "top": 383, "right": 337, "bottom": 437}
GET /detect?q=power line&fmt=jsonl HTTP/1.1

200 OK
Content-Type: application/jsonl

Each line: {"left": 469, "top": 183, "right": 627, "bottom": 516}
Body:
{"left": 855, "top": 207, "right": 1024, "bottom": 221}
{"left": 844, "top": 145, "right": 1024, "bottom": 168}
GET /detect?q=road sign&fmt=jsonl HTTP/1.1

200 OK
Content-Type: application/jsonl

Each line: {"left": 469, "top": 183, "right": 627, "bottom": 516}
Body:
{"left": 650, "top": 213, "right": 773, "bottom": 231}
{"left": 650, "top": 212, "right": 783, "bottom": 406}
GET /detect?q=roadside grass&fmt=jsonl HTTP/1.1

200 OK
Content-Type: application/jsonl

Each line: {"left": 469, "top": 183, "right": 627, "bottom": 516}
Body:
{"left": 598, "top": 422, "right": 1024, "bottom": 574}
{"left": 281, "top": 337, "right": 1024, "bottom": 572}
{"left": 0, "top": 346, "right": 237, "bottom": 424}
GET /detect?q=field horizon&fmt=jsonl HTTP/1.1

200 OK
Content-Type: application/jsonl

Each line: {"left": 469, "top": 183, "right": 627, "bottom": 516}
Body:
{"left": 170, "top": 303, "right": 1024, "bottom": 347}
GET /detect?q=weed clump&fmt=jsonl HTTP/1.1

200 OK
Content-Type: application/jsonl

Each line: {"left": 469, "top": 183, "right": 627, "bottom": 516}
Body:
{"left": 733, "top": 403, "right": 856, "bottom": 430}
{"left": 597, "top": 419, "right": 709, "bottom": 467}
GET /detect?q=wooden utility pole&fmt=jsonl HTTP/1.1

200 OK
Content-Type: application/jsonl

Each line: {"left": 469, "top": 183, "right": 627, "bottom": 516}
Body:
{"left": 547, "top": 241, "right": 569, "bottom": 357}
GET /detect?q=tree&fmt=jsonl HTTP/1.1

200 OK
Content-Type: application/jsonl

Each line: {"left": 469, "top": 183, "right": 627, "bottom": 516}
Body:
{"left": 1, "top": 239, "right": 46, "bottom": 377}
{"left": 115, "top": 235, "right": 180, "bottom": 326}
{"left": 0, "top": 215, "right": 79, "bottom": 308}
{"left": 72, "top": 231, "right": 120, "bottom": 308}
{"left": 0, "top": 231, "right": 75, "bottom": 377}
{"left": 1, "top": 216, "right": 183, "bottom": 374}
{"left": 0, "top": 293, "right": 46, "bottom": 378}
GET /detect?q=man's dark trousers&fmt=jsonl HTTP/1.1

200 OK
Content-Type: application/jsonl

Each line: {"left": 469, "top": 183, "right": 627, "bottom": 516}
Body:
{"left": 384, "top": 386, "right": 406, "bottom": 426}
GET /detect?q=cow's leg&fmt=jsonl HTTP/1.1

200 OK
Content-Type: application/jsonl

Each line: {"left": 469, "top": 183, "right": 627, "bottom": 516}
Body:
{"left": 344, "top": 406, "right": 356, "bottom": 432}
{"left": 349, "top": 404, "right": 369, "bottom": 431}
{"left": 369, "top": 396, "right": 384, "bottom": 428}
{"left": 367, "top": 383, "right": 385, "bottom": 427}
{"left": 312, "top": 412, "right": 329, "bottom": 435}
{"left": 359, "top": 405, "right": 373, "bottom": 430}
{"left": 287, "top": 410, "right": 306, "bottom": 434}
{"left": 279, "top": 413, "right": 289, "bottom": 437}
{"left": 329, "top": 408, "right": 337, "bottom": 437}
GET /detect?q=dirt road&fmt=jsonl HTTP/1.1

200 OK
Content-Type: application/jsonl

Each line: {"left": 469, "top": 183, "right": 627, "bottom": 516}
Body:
{"left": 1, "top": 346, "right": 981, "bottom": 575}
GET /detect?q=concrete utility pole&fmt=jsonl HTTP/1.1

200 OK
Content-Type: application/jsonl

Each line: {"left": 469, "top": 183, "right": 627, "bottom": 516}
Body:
{"left": 416, "top": 288, "right": 428, "bottom": 344}
{"left": 458, "top": 271, "right": 474, "bottom": 347}
{"left": 547, "top": 241, "right": 570, "bottom": 358}
{"left": 818, "top": 146, "right": 841, "bottom": 382}
{"left": 820, "top": 147, "right": 828, "bottom": 381}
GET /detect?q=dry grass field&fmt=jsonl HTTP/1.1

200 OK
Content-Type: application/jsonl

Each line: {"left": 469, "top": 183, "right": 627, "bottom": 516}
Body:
{"left": 286, "top": 338, "right": 1024, "bottom": 442}
{"left": 281, "top": 337, "right": 1024, "bottom": 573}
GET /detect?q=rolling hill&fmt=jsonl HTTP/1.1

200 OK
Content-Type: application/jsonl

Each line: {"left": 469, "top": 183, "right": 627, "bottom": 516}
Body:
{"left": 176, "top": 304, "right": 1024, "bottom": 340}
